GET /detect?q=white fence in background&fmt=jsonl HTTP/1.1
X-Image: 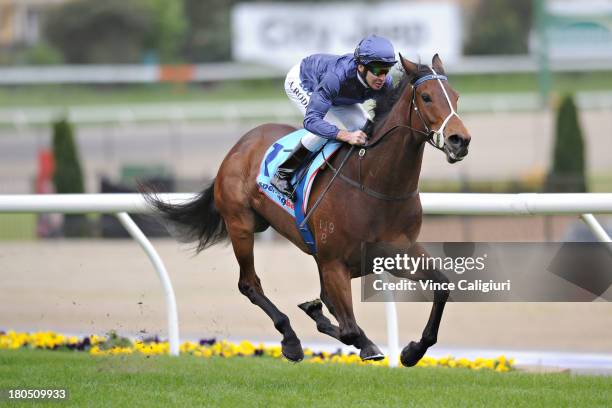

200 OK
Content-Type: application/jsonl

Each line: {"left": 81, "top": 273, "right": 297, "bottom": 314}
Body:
{"left": 1, "top": 193, "right": 611, "bottom": 363}
{"left": 0, "top": 63, "right": 284, "bottom": 85}
{"left": 2, "top": 56, "right": 612, "bottom": 85}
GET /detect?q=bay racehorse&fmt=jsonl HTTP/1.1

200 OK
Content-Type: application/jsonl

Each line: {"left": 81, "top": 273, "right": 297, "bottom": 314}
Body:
{"left": 145, "top": 54, "right": 471, "bottom": 366}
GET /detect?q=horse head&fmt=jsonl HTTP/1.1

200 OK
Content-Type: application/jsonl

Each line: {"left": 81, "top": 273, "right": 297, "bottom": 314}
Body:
{"left": 400, "top": 54, "right": 471, "bottom": 164}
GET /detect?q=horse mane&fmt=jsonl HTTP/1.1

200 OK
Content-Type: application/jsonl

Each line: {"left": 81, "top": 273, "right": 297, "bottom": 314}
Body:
{"left": 371, "top": 64, "right": 433, "bottom": 133}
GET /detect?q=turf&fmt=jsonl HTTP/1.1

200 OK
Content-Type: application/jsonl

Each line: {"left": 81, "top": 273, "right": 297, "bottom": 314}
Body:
{"left": 0, "top": 350, "right": 610, "bottom": 407}
{"left": 0, "top": 214, "right": 36, "bottom": 240}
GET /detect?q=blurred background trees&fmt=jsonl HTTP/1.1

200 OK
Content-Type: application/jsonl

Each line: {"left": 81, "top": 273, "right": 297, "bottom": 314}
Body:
{"left": 464, "top": 0, "right": 533, "bottom": 55}
{"left": 142, "top": 0, "right": 187, "bottom": 63}
{"left": 42, "top": 0, "right": 228, "bottom": 64}
{"left": 183, "top": 0, "right": 234, "bottom": 62}
{"left": 45, "top": 0, "right": 154, "bottom": 64}
{"left": 43, "top": 0, "right": 189, "bottom": 64}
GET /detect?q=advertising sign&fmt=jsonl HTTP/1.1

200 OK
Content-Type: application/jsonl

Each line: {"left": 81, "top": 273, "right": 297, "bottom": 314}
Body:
{"left": 232, "top": 2, "right": 462, "bottom": 68}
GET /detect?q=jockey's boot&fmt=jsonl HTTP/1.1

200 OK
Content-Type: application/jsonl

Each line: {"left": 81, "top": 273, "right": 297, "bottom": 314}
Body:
{"left": 271, "top": 142, "right": 311, "bottom": 198}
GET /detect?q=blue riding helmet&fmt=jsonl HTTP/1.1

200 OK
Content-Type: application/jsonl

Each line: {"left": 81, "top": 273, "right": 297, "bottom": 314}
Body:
{"left": 354, "top": 34, "right": 397, "bottom": 67}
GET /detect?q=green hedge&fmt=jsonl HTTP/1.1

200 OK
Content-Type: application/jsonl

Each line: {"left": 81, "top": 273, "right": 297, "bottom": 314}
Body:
{"left": 52, "top": 117, "right": 91, "bottom": 237}
{"left": 545, "top": 94, "right": 587, "bottom": 192}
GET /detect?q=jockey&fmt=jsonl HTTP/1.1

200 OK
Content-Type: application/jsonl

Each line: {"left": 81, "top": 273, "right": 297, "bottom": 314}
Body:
{"left": 271, "top": 34, "right": 397, "bottom": 198}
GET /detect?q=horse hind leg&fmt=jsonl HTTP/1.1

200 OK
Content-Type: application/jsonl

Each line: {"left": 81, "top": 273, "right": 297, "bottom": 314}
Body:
{"left": 298, "top": 299, "right": 340, "bottom": 339}
{"left": 226, "top": 210, "right": 303, "bottom": 362}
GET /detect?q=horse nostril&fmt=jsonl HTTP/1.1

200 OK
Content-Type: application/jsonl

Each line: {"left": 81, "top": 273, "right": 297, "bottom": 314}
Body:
{"left": 447, "top": 134, "right": 464, "bottom": 147}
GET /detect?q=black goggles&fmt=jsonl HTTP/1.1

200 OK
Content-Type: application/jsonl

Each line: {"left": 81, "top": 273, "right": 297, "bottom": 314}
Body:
{"left": 367, "top": 65, "right": 391, "bottom": 76}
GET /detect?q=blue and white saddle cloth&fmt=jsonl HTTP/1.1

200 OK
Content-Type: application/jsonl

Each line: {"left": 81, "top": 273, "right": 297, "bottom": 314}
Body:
{"left": 257, "top": 129, "right": 342, "bottom": 254}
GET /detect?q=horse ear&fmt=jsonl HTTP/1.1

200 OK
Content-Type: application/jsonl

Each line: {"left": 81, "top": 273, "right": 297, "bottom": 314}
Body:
{"left": 432, "top": 53, "right": 445, "bottom": 75}
{"left": 399, "top": 53, "right": 418, "bottom": 75}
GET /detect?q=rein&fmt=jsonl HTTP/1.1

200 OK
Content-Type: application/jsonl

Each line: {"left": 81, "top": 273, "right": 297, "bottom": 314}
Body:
{"left": 315, "top": 121, "right": 422, "bottom": 205}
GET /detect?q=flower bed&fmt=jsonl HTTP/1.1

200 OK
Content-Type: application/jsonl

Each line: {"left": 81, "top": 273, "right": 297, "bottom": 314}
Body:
{"left": 0, "top": 330, "right": 513, "bottom": 372}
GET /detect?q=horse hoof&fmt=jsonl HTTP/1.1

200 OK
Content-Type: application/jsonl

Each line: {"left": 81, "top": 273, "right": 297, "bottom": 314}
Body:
{"left": 281, "top": 339, "right": 304, "bottom": 362}
{"left": 400, "top": 341, "right": 425, "bottom": 367}
{"left": 360, "top": 344, "right": 385, "bottom": 361}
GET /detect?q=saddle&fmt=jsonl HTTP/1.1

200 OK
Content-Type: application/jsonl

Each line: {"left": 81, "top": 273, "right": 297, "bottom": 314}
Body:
{"left": 256, "top": 129, "right": 342, "bottom": 254}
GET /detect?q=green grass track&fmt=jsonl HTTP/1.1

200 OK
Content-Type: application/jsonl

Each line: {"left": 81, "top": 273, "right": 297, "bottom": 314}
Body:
{"left": 1, "top": 350, "right": 610, "bottom": 407}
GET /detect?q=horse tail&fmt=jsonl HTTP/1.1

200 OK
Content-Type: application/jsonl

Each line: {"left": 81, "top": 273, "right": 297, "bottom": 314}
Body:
{"left": 143, "top": 180, "right": 228, "bottom": 253}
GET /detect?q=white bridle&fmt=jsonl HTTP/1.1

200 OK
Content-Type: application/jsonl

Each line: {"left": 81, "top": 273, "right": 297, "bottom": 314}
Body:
{"left": 412, "top": 68, "right": 461, "bottom": 150}
{"left": 430, "top": 68, "right": 460, "bottom": 149}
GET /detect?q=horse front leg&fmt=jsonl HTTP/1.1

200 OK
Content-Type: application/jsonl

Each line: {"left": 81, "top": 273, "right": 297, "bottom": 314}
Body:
{"left": 397, "top": 243, "right": 450, "bottom": 367}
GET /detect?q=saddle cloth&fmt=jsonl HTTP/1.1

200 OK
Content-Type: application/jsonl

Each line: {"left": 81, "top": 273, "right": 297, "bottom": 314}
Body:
{"left": 256, "top": 129, "right": 342, "bottom": 254}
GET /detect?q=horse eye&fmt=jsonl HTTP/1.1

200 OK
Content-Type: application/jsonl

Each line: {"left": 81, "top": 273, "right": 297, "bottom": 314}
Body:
{"left": 421, "top": 93, "right": 432, "bottom": 103}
